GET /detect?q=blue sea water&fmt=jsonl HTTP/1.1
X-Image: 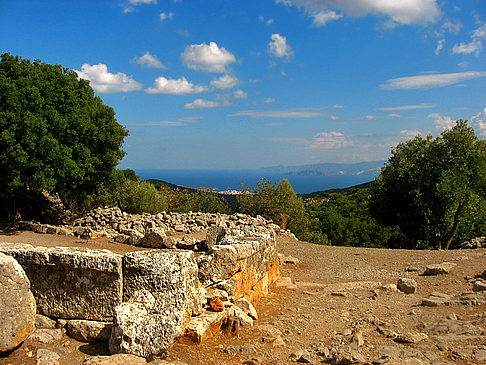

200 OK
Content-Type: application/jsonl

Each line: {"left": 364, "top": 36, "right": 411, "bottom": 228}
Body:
{"left": 135, "top": 169, "right": 376, "bottom": 194}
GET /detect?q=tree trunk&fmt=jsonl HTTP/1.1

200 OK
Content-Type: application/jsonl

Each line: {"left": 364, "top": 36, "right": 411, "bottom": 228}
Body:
{"left": 444, "top": 201, "right": 465, "bottom": 250}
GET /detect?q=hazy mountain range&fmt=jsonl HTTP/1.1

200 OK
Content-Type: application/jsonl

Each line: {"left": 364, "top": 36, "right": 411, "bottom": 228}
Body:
{"left": 260, "top": 161, "right": 386, "bottom": 176}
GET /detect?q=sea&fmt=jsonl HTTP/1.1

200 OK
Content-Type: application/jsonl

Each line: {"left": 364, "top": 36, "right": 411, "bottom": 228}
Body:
{"left": 135, "top": 169, "right": 377, "bottom": 194}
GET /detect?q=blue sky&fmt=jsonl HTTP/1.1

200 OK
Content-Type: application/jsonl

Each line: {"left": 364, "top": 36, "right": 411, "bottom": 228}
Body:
{"left": 1, "top": 0, "right": 485, "bottom": 169}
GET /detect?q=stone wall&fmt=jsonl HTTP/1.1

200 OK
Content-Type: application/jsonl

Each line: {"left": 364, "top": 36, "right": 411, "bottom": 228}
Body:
{"left": 2, "top": 208, "right": 280, "bottom": 358}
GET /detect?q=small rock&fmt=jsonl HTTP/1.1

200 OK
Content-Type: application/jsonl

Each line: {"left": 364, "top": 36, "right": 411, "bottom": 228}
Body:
{"left": 423, "top": 262, "right": 456, "bottom": 276}
{"left": 348, "top": 331, "right": 364, "bottom": 347}
{"left": 397, "top": 278, "right": 417, "bottom": 294}
{"left": 29, "top": 328, "right": 63, "bottom": 344}
{"left": 394, "top": 331, "right": 428, "bottom": 344}
{"left": 273, "top": 337, "right": 285, "bottom": 348}
{"left": 35, "top": 314, "right": 57, "bottom": 329}
{"left": 235, "top": 298, "right": 258, "bottom": 320}
{"left": 473, "top": 281, "right": 486, "bottom": 292}
{"left": 327, "top": 345, "right": 366, "bottom": 364}
{"left": 67, "top": 319, "right": 112, "bottom": 342}
{"left": 208, "top": 297, "right": 224, "bottom": 312}
{"left": 36, "top": 348, "right": 60, "bottom": 365}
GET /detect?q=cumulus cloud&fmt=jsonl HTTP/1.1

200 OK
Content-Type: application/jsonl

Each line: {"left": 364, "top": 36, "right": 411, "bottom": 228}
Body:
{"left": 259, "top": 15, "right": 275, "bottom": 24}
{"left": 428, "top": 113, "right": 456, "bottom": 130}
{"left": 184, "top": 98, "right": 232, "bottom": 109}
{"left": 312, "top": 10, "right": 342, "bottom": 26}
{"left": 276, "top": 0, "right": 440, "bottom": 27}
{"left": 131, "top": 51, "right": 165, "bottom": 68}
{"left": 181, "top": 42, "right": 236, "bottom": 73}
{"left": 268, "top": 33, "right": 294, "bottom": 59}
{"left": 75, "top": 63, "right": 143, "bottom": 93}
{"left": 229, "top": 108, "right": 328, "bottom": 118}
{"left": 210, "top": 74, "right": 239, "bottom": 89}
{"left": 435, "top": 39, "right": 445, "bottom": 55}
{"left": 471, "top": 108, "right": 486, "bottom": 136}
{"left": 233, "top": 90, "right": 248, "bottom": 99}
{"left": 159, "top": 11, "right": 173, "bottom": 20}
{"left": 453, "top": 23, "right": 486, "bottom": 56}
{"left": 380, "top": 71, "right": 486, "bottom": 89}
{"left": 307, "top": 131, "right": 353, "bottom": 150}
{"left": 145, "top": 76, "right": 207, "bottom": 95}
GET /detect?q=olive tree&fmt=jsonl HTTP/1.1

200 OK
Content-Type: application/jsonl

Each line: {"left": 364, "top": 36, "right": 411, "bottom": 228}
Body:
{"left": 0, "top": 53, "right": 128, "bottom": 212}
{"left": 369, "top": 120, "right": 486, "bottom": 249}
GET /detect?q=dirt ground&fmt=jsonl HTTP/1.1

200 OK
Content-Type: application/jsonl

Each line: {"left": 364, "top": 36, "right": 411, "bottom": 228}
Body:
{"left": 1, "top": 231, "right": 485, "bottom": 364}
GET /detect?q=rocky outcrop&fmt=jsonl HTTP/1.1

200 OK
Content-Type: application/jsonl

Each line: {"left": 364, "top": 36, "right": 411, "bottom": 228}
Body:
{"left": 0, "top": 243, "right": 123, "bottom": 321}
{"left": 0, "top": 253, "right": 36, "bottom": 353}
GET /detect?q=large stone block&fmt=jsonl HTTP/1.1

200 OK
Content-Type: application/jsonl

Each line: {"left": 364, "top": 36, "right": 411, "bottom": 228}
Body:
{"left": 197, "top": 235, "right": 277, "bottom": 288}
{"left": 0, "top": 243, "right": 123, "bottom": 321}
{"left": 110, "top": 250, "right": 204, "bottom": 357}
{"left": 0, "top": 253, "right": 36, "bottom": 352}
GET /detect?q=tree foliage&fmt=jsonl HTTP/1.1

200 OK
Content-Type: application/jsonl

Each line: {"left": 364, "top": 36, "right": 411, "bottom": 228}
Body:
{"left": 369, "top": 120, "right": 486, "bottom": 249}
{"left": 237, "top": 178, "right": 309, "bottom": 238}
{"left": 305, "top": 188, "right": 400, "bottom": 247}
{"left": 0, "top": 53, "right": 128, "bottom": 211}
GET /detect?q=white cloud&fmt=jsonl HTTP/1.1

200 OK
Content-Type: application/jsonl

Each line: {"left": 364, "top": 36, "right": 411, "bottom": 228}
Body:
{"left": 453, "top": 23, "right": 486, "bottom": 56}
{"left": 377, "top": 103, "right": 435, "bottom": 111}
{"left": 123, "top": 0, "right": 157, "bottom": 13}
{"left": 184, "top": 98, "right": 232, "bottom": 109}
{"left": 435, "top": 39, "right": 445, "bottom": 55}
{"left": 307, "top": 131, "right": 353, "bottom": 150}
{"left": 124, "top": 116, "right": 198, "bottom": 127}
{"left": 233, "top": 90, "right": 248, "bottom": 99}
{"left": 131, "top": 51, "right": 165, "bottom": 68}
{"left": 400, "top": 130, "right": 421, "bottom": 138}
{"left": 388, "top": 113, "right": 402, "bottom": 118}
{"left": 230, "top": 108, "right": 329, "bottom": 118}
{"left": 380, "top": 71, "right": 486, "bottom": 89}
{"left": 333, "top": 104, "right": 345, "bottom": 108}
{"left": 312, "top": 10, "right": 342, "bottom": 26}
{"left": 364, "top": 115, "right": 375, "bottom": 120}
{"left": 259, "top": 15, "right": 275, "bottom": 24}
{"left": 263, "top": 98, "right": 276, "bottom": 104}
{"left": 145, "top": 76, "right": 207, "bottom": 95}
{"left": 210, "top": 74, "right": 239, "bottom": 89}
{"left": 276, "top": 0, "right": 440, "bottom": 27}
{"left": 181, "top": 42, "right": 236, "bottom": 73}
{"left": 75, "top": 63, "right": 143, "bottom": 93}
{"left": 268, "top": 33, "right": 294, "bottom": 59}
{"left": 428, "top": 113, "right": 456, "bottom": 130}
{"left": 159, "top": 11, "right": 173, "bottom": 20}
{"left": 471, "top": 108, "right": 486, "bottom": 136}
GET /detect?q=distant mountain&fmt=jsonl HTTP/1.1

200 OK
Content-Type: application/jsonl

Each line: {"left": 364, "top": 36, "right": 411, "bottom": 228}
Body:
{"left": 260, "top": 161, "right": 385, "bottom": 177}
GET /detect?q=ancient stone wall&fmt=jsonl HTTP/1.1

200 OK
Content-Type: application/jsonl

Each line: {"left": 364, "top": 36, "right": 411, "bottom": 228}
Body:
{"left": 2, "top": 208, "right": 281, "bottom": 358}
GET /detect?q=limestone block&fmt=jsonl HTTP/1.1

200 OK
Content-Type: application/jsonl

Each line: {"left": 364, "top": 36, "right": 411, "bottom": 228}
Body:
{"left": 182, "top": 310, "right": 226, "bottom": 343}
{"left": 0, "top": 243, "right": 123, "bottom": 321}
{"left": 197, "top": 235, "right": 276, "bottom": 287}
{"left": 397, "top": 278, "right": 417, "bottom": 294}
{"left": 110, "top": 250, "right": 203, "bottom": 357}
{"left": 67, "top": 319, "right": 113, "bottom": 342}
{"left": 423, "top": 262, "right": 456, "bottom": 275}
{"left": 138, "top": 228, "right": 166, "bottom": 248}
{"left": 0, "top": 252, "right": 36, "bottom": 353}
{"left": 235, "top": 298, "right": 258, "bottom": 320}
{"left": 205, "top": 225, "right": 227, "bottom": 250}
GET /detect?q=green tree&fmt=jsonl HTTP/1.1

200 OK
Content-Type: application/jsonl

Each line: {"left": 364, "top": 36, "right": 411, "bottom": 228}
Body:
{"left": 0, "top": 53, "right": 128, "bottom": 212}
{"left": 237, "top": 178, "right": 309, "bottom": 238}
{"left": 369, "top": 120, "right": 486, "bottom": 249}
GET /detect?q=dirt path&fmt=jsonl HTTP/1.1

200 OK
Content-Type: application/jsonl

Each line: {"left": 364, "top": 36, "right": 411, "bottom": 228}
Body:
{"left": 1, "top": 232, "right": 485, "bottom": 364}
